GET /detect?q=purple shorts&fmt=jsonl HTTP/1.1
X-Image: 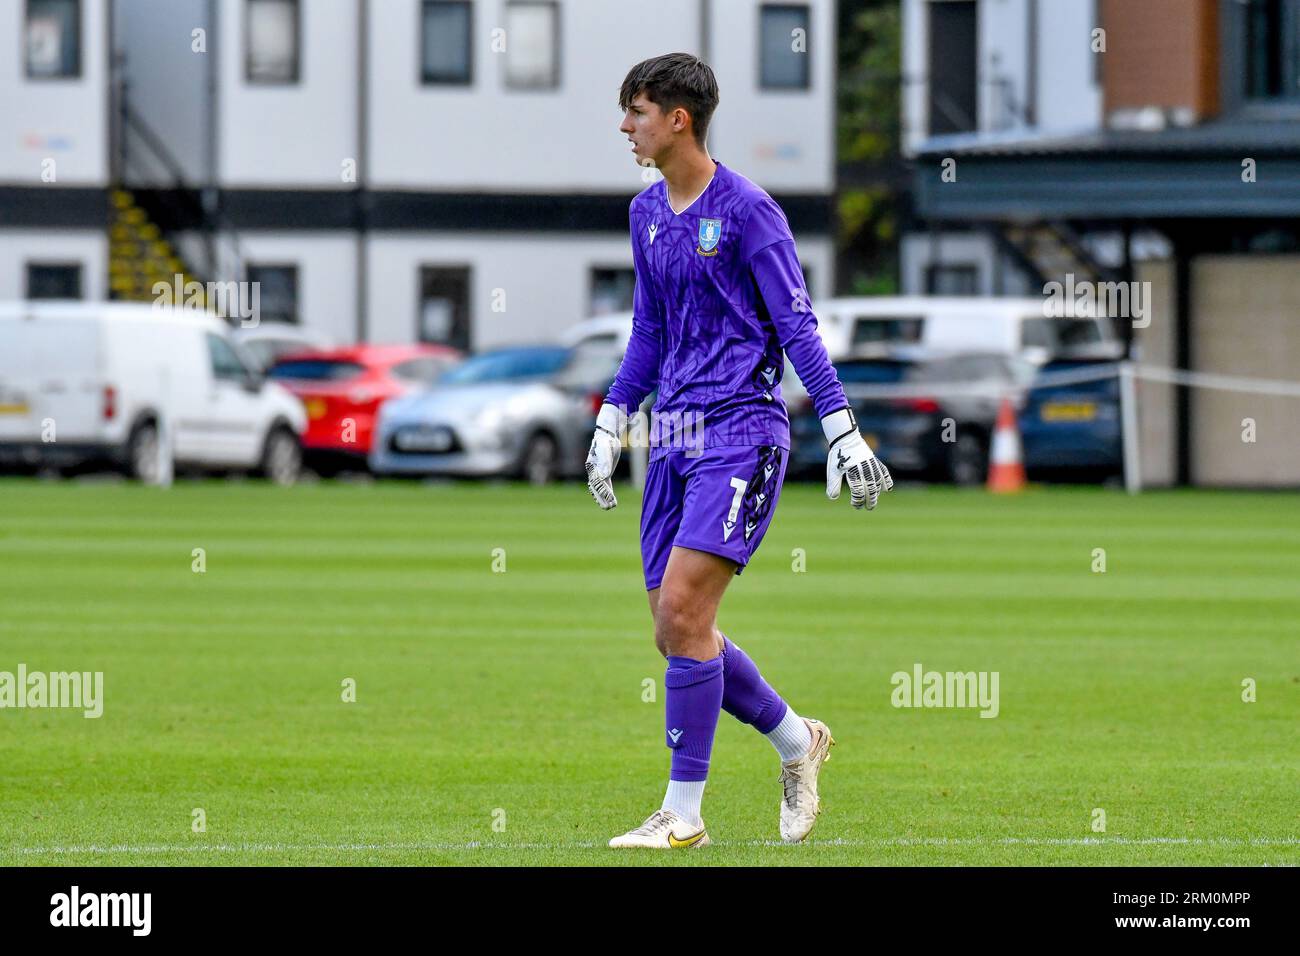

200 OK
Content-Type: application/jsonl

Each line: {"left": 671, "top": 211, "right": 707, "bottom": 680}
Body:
{"left": 640, "top": 444, "right": 788, "bottom": 591}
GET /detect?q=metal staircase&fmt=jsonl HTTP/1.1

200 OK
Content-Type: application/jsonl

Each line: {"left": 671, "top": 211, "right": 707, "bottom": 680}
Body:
{"left": 997, "top": 221, "right": 1123, "bottom": 288}
{"left": 108, "top": 189, "right": 206, "bottom": 303}
{"left": 109, "top": 70, "right": 246, "bottom": 309}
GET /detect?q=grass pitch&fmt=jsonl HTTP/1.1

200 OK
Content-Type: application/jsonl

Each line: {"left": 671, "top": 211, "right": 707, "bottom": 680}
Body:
{"left": 0, "top": 477, "right": 1296, "bottom": 866}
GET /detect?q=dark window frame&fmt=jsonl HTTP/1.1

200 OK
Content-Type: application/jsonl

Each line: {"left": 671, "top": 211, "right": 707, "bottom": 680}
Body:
{"left": 758, "top": 3, "right": 812, "bottom": 92}
{"left": 245, "top": 0, "right": 302, "bottom": 86}
{"left": 24, "top": 0, "right": 81, "bottom": 81}
{"left": 503, "top": 0, "right": 561, "bottom": 91}
{"left": 1241, "top": 0, "right": 1300, "bottom": 103}
{"left": 417, "top": 264, "right": 472, "bottom": 351}
{"left": 924, "top": 263, "right": 980, "bottom": 296}
{"left": 420, "top": 0, "right": 474, "bottom": 86}
{"left": 25, "top": 261, "right": 83, "bottom": 299}
{"left": 246, "top": 262, "right": 300, "bottom": 325}
{"left": 926, "top": 0, "right": 979, "bottom": 135}
{"left": 588, "top": 265, "right": 636, "bottom": 316}
{"left": 1219, "top": 0, "right": 1300, "bottom": 119}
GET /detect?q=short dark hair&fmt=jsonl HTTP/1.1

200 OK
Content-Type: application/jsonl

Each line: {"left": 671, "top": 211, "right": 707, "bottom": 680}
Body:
{"left": 618, "top": 53, "right": 719, "bottom": 147}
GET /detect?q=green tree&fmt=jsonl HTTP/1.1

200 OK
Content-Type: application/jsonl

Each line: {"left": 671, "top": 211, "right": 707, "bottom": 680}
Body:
{"left": 837, "top": 0, "right": 903, "bottom": 295}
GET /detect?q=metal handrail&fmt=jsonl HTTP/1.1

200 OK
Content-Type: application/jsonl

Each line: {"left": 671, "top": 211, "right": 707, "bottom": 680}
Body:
{"left": 114, "top": 79, "right": 247, "bottom": 287}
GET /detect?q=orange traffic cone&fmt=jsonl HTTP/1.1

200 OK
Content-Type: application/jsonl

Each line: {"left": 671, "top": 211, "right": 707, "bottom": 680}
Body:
{"left": 986, "top": 396, "right": 1026, "bottom": 493}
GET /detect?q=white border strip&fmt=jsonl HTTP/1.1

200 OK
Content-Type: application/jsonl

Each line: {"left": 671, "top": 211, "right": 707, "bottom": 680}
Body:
{"left": 6, "top": 836, "right": 1297, "bottom": 856}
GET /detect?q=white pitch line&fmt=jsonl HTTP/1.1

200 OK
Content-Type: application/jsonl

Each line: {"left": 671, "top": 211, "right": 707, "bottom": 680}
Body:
{"left": 6, "top": 836, "right": 1298, "bottom": 856}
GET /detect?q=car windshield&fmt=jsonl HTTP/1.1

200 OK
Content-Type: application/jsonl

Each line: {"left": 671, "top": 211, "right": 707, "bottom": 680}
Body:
{"left": 269, "top": 359, "right": 365, "bottom": 381}
{"left": 836, "top": 360, "right": 914, "bottom": 384}
{"left": 551, "top": 343, "right": 623, "bottom": 390}
{"left": 1037, "top": 359, "right": 1118, "bottom": 379}
{"left": 1021, "top": 317, "right": 1103, "bottom": 350}
{"left": 438, "top": 347, "right": 572, "bottom": 385}
{"left": 239, "top": 340, "right": 279, "bottom": 370}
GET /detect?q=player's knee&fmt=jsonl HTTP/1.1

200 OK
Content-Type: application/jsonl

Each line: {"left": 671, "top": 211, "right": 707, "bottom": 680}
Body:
{"left": 654, "top": 589, "right": 709, "bottom": 656}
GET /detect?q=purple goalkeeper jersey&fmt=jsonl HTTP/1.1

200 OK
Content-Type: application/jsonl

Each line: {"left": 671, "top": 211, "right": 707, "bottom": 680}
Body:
{"left": 605, "top": 160, "right": 848, "bottom": 462}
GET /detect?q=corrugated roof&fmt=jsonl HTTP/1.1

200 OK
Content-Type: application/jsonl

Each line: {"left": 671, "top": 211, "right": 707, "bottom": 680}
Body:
{"left": 915, "top": 119, "right": 1300, "bottom": 158}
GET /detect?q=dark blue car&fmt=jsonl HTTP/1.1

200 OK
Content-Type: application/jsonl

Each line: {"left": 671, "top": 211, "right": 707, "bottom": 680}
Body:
{"left": 789, "top": 351, "right": 1035, "bottom": 484}
{"left": 1018, "top": 359, "right": 1122, "bottom": 477}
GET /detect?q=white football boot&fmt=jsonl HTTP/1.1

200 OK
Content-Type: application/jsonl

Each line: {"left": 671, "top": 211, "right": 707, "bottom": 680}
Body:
{"left": 778, "top": 717, "right": 835, "bottom": 843}
{"left": 608, "top": 809, "right": 711, "bottom": 849}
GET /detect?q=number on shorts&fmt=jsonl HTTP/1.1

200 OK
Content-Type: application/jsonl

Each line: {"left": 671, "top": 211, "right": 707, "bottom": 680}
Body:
{"left": 727, "top": 476, "right": 748, "bottom": 523}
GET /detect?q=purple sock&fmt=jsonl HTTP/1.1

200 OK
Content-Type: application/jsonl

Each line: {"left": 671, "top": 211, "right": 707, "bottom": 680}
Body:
{"left": 719, "top": 635, "right": 788, "bottom": 733}
{"left": 664, "top": 654, "right": 724, "bottom": 782}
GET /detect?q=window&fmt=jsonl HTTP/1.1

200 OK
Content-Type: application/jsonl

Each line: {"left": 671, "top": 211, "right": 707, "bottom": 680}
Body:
{"left": 925, "top": 264, "right": 979, "bottom": 295}
{"left": 246, "top": 0, "right": 299, "bottom": 84}
{"left": 590, "top": 267, "right": 635, "bottom": 315}
{"left": 1243, "top": 0, "right": 1300, "bottom": 100}
{"left": 247, "top": 264, "right": 299, "bottom": 324}
{"left": 439, "top": 348, "right": 570, "bottom": 385}
{"left": 760, "top": 4, "right": 810, "bottom": 90}
{"left": 419, "top": 267, "right": 471, "bottom": 350}
{"left": 391, "top": 356, "right": 456, "bottom": 386}
{"left": 422, "top": 1, "right": 472, "bottom": 85}
{"left": 26, "top": 262, "right": 82, "bottom": 299}
{"left": 269, "top": 360, "right": 365, "bottom": 382}
{"left": 850, "top": 316, "right": 924, "bottom": 349}
{"left": 25, "top": 0, "right": 80, "bottom": 79}
{"left": 552, "top": 342, "right": 623, "bottom": 391}
{"left": 505, "top": 1, "right": 559, "bottom": 89}
{"left": 927, "top": 0, "right": 978, "bottom": 134}
{"left": 207, "top": 333, "right": 251, "bottom": 382}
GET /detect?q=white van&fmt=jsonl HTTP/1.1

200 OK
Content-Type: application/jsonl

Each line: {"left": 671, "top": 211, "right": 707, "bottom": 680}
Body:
{"left": 562, "top": 298, "right": 1121, "bottom": 365}
{"left": 810, "top": 296, "right": 1123, "bottom": 362}
{"left": 0, "top": 301, "right": 307, "bottom": 483}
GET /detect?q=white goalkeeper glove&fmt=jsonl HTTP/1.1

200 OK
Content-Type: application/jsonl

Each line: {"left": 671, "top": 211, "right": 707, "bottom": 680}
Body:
{"left": 585, "top": 403, "right": 623, "bottom": 510}
{"left": 822, "top": 407, "right": 893, "bottom": 511}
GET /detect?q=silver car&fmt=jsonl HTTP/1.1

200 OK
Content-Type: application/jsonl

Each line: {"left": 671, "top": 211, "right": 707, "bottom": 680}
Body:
{"left": 369, "top": 344, "right": 620, "bottom": 483}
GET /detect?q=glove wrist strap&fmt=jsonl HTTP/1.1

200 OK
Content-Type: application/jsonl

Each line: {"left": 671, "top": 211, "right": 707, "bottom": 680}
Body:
{"left": 596, "top": 402, "right": 626, "bottom": 439}
{"left": 821, "top": 406, "right": 857, "bottom": 446}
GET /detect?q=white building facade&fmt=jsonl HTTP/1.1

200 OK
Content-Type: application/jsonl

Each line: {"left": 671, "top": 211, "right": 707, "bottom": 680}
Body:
{"left": 2, "top": 0, "right": 839, "bottom": 351}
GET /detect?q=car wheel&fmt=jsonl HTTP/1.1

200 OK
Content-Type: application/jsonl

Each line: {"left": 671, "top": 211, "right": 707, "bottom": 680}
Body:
{"left": 949, "top": 432, "right": 987, "bottom": 486}
{"left": 521, "top": 433, "right": 559, "bottom": 485}
{"left": 260, "top": 427, "right": 302, "bottom": 486}
{"left": 126, "top": 421, "right": 161, "bottom": 484}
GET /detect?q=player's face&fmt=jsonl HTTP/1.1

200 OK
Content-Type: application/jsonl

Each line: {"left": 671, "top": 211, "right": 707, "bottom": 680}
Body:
{"left": 619, "top": 93, "right": 675, "bottom": 169}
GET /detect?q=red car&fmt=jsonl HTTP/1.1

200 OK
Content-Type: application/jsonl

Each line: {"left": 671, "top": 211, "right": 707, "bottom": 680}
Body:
{"left": 268, "top": 344, "right": 462, "bottom": 466}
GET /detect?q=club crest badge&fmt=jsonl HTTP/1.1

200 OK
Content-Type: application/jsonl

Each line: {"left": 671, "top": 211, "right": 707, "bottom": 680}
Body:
{"left": 696, "top": 218, "right": 722, "bottom": 256}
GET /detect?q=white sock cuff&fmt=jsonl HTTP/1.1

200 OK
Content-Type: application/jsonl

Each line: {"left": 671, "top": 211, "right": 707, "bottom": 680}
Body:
{"left": 766, "top": 708, "right": 813, "bottom": 763}
{"left": 662, "top": 779, "right": 706, "bottom": 826}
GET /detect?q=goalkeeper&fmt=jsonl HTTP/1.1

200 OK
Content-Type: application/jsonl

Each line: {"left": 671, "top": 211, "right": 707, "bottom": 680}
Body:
{"left": 588, "top": 53, "right": 893, "bottom": 850}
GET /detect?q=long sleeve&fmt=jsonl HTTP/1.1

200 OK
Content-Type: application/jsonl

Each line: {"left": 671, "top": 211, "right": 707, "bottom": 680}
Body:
{"left": 604, "top": 214, "right": 662, "bottom": 414}
{"left": 742, "top": 197, "right": 848, "bottom": 421}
